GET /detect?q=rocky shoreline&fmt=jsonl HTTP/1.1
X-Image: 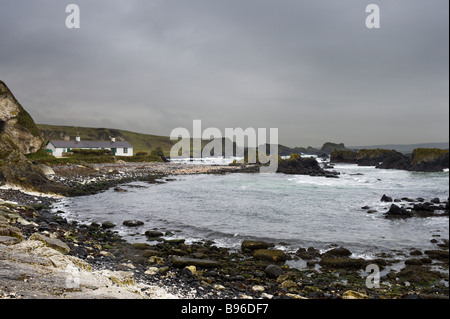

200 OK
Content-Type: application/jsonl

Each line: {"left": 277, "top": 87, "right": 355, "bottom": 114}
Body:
{"left": 1, "top": 162, "right": 448, "bottom": 299}
{"left": 48, "top": 162, "right": 260, "bottom": 196}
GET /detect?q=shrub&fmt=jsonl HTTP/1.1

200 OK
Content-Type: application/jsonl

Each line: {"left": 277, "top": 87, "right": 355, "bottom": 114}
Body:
{"left": 70, "top": 149, "right": 113, "bottom": 156}
{"left": 136, "top": 151, "right": 148, "bottom": 156}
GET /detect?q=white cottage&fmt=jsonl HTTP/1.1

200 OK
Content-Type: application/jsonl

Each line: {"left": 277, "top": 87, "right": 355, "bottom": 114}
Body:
{"left": 46, "top": 137, "right": 133, "bottom": 157}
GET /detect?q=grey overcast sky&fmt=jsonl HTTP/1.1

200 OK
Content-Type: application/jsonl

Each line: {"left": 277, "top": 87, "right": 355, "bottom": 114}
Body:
{"left": 0, "top": 0, "right": 448, "bottom": 147}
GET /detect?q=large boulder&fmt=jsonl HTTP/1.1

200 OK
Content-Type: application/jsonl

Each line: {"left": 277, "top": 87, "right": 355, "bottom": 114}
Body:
{"left": 171, "top": 256, "right": 219, "bottom": 268}
{"left": 385, "top": 204, "right": 412, "bottom": 218}
{"left": 241, "top": 240, "right": 271, "bottom": 252}
{"left": 0, "top": 80, "right": 43, "bottom": 158}
{"left": 0, "top": 151, "right": 69, "bottom": 194}
{"left": 29, "top": 233, "right": 70, "bottom": 254}
{"left": 253, "top": 249, "right": 287, "bottom": 262}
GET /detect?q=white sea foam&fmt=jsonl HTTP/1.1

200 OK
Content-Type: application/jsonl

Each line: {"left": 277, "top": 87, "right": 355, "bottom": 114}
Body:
{"left": 0, "top": 183, "right": 64, "bottom": 198}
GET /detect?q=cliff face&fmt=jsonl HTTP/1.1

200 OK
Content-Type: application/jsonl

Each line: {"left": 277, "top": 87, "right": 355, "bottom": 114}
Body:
{"left": 0, "top": 81, "right": 43, "bottom": 159}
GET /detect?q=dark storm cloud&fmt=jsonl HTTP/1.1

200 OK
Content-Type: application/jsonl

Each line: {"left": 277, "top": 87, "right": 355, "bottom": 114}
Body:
{"left": 0, "top": 0, "right": 448, "bottom": 147}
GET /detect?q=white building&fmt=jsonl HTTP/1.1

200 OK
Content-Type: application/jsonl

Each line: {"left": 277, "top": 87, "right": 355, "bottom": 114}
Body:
{"left": 46, "top": 137, "right": 133, "bottom": 157}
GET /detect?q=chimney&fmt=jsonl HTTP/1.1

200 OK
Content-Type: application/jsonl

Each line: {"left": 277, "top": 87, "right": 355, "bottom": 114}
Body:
{"left": 76, "top": 135, "right": 81, "bottom": 142}
{"left": 111, "top": 137, "right": 116, "bottom": 143}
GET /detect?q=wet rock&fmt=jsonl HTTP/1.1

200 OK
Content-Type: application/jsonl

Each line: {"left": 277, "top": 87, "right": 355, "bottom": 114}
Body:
{"left": 123, "top": 220, "right": 144, "bottom": 227}
{"left": 385, "top": 204, "right": 412, "bottom": 218}
{"left": 241, "top": 240, "right": 271, "bottom": 252}
{"left": 253, "top": 249, "right": 287, "bottom": 262}
{"left": 101, "top": 221, "right": 116, "bottom": 229}
{"left": 410, "top": 250, "right": 423, "bottom": 256}
{"left": 277, "top": 156, "right": 339, "bottom": 177}
{"left": 164, "top": 239, "right": 185, "bottom": 245}
{"left": 404, "top": 258, "right": 432, "bottom": 266}
{"left": 319, "top": 257, "right": 365, "bottom": 270}
{"left": 142, "top": 249, "right": 162, "bottom": 257}
{"left": 171, "top": 256, "right": 219, "bottom": 268}
{"left": 296, "top": 247, "right": 321, "bottom": 260}
{"left": 264, "top": 264, "right": 283, "bottom": 279}
{"left": 397, "top": 265, "right": 443, "bottom": 284}
{"left": 132, "top": 243, "right": 152, "bottom": 250}
{"left": 381, "top": 194, "right": 393, "bottom": 202}
{"left": 321, "top": 247, "right": 352, "bottom": 258}
{"left": 424, "top": 250, "right": 449, "bottom": 263}
{"left": 145, "top": 230, "right": 164, "bottom": 238}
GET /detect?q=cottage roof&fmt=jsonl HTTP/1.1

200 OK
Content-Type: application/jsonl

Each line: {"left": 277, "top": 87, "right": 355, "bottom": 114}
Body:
{"left": 48, "top": 140, "right": 132, "bottom": 149}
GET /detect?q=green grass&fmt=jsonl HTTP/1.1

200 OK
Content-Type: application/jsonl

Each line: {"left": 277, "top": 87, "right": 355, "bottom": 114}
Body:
{"left": 25, "top": 150, "right": 164, "bottom": 166}
{"left": 411, "top": 148, "right": 449, "bottom": 164}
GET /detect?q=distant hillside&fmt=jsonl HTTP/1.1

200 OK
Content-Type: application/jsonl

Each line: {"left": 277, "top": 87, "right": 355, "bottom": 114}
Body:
{"left": 348, "top": 142, "right": 449, "bottom": 154}
{"left": 37, "top": 124, "right": 175, "bottom": 155}
{"left": 37, "top": 124, "right": 242, "bottom": 157}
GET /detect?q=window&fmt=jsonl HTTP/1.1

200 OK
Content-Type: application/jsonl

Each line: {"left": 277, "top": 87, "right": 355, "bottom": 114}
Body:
{"left": 123, "top": 148, "right": 128, "bottom": 154}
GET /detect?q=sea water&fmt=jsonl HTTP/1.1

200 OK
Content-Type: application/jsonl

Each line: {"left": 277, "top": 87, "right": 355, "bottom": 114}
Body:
{"left": 53, "top": 159, "right": 449, "bottom": 256}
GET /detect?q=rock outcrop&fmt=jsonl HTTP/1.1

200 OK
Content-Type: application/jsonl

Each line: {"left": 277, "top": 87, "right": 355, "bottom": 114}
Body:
{"left": 409, "top": 148, "right": 449, "bottom": 172}
{"left": 0, "top": 80, "right": 43, "bottom": 159}
{"left": 0, "top": 151, "right": 70, "bottom": 194}
{"left": 277, "top": 154, "right": 339, "bottom": 177}
{"left": 330, "top": 148, "right": 449, "bottom": 172}
{"left": 320, "top": 142, "right": 346, "bottom": 154}
{"left": 329, "top": 150, "right": 358, "bottom": 163}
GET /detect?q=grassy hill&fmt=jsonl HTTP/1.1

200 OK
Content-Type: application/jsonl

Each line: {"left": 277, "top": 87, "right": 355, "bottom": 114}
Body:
{"left": 37, "top": 124, "right": 240, "bottom": 157}
{"left": 37, "top": 124, "right": 176, "bottom": 156}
